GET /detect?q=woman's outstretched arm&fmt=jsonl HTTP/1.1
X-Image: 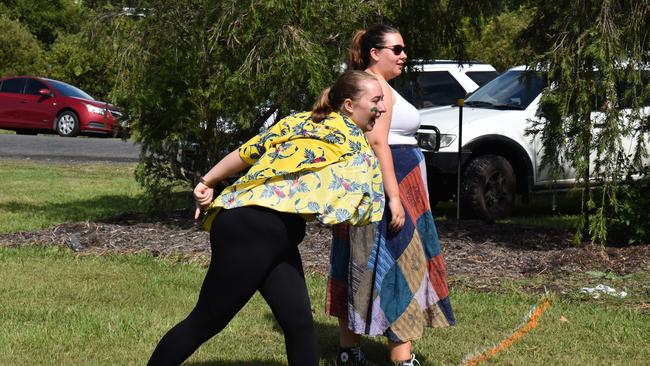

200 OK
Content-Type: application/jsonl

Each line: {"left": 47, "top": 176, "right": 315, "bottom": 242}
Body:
{"left": 193, "top": 149, "right": 250, "bottom": 218}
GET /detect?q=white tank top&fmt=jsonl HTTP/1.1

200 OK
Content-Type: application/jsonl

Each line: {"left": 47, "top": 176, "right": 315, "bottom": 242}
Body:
{"left": 388, "top": 86, "right": 420, "bottom": 145}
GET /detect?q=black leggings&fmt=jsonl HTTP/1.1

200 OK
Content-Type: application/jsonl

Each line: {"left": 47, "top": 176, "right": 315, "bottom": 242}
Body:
{"left": 147, "top": 206, "right": 318, "bottom": 365}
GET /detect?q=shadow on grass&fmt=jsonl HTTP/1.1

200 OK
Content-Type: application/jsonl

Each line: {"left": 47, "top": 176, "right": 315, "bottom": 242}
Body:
{"left": 185, "top": 315, "right": 429, "bottom": 365}
{"left": 0, "top": 191, "right": 193, "bottom": 227}
{"left": 312, "top": 318, "right": 430, "bottom": 366}
{"left": 186, "top": 361, "right": 285, "bottom": 366}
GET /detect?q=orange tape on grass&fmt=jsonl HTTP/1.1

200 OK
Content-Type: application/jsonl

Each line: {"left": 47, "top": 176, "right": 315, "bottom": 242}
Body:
{"left": 462, "top": 299, "right": 551, "bottom": 366}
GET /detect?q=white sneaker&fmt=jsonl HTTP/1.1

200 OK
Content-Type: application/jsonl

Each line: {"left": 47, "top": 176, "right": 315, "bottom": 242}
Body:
{"left": 394, "top": 354, "right": 420, "bottom": 366}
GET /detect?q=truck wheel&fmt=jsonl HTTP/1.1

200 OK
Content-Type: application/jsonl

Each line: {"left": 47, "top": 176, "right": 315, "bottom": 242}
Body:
{"left": 461, "top": 155, "right": 516, "bottom": 220}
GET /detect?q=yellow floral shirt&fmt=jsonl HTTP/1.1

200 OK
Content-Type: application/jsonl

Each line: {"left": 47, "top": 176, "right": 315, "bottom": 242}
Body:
{"left": 202, "top": 111, "right": 384, "bottom": 231}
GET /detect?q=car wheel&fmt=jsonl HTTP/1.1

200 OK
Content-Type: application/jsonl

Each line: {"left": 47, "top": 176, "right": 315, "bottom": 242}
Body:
{"left": 56, "top": 111, "right": 80, "bottom": 137}
{"left": 461, "top": 154, "right": 516, "bottom": 220}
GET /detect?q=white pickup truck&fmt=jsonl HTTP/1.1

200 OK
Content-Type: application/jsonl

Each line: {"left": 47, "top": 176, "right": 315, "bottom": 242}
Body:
{"left": 416, "top": 65, "right": 650, "bottom": 220}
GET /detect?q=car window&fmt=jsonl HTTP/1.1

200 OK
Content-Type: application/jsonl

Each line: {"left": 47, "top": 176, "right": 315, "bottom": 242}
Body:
{"left": 46, "top": 79, "right": 95, "bottom": 100}
{"left": 0, "top": 78, "right": 25, "bottom": 94}
{"left": 24, "top": 79, "right": 49, "bottom": 95}
{"left": 466, "top": 71, "right": 499, "bottom": 87}
{"left": 466, "top": 70, "right": 545, "bottom": 109}
{"left": 416, "top": 71, "right": 467, "bottom": 108}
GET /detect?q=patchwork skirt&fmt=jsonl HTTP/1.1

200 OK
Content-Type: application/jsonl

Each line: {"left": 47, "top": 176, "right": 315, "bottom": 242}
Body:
{"left": 326, "top": 145, "right": 455, "bottom": 342}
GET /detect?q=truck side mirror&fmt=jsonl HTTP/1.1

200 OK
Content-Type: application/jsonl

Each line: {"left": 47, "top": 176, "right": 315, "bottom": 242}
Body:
{"left": 416, "top": 126, "right": 441, "bottom": 152}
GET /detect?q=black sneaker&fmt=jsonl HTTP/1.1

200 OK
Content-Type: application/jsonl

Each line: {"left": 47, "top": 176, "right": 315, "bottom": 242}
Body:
{"left": 394, "top": 354, "right": 420, "bottom": 366}
{"left": 335, "top": 346, "right": 378, "bottom": 366}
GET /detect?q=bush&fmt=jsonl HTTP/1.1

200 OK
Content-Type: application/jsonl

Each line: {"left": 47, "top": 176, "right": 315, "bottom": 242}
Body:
{"left": 45, "top": 31, "right": 117, "bottom": 100}
{"left": 608, "top": 172, "right": 650, "bottom": 245}
{"left": 0, "top": 16, "right": 44, "bottom": 76}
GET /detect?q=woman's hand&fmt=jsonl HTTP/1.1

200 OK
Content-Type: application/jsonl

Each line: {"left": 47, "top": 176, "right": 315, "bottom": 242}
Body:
{"left": 191, "top": 150, "right": 251, "bottom": 220}
{"left": 193, "top": 182, "right": 214, "bottom": 219}
{"left": 388, "top": 197, "right": 405, "bottom": 232}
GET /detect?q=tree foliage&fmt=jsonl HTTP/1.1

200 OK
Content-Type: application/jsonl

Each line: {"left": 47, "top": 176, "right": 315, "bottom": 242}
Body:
{"left": 0, "top": 0, "right": 121, "bottom": 99}
{"left": 466, "top": 4, "right": 535, "bottom": 71}
{"left": 380, "top": 0, "right": 503, "bottom": 62}
{"left": 7, "top": 0, "right": 648, "bottom": 246}
{"left": 105, "top": 0, "right": 505, "bottom": 211}
{"left": 521, "top": 0, "right": 650, "bottom": 244}
{"left": 108, "top": 0, "right": 383, "bottom": 208}
{"left": 43, "top": 12, "right": 137, "bottom": 101}
{"left": 0, "top": 15, "right": 44, "bottom": 76}
{"left": 2, "top": 0, "right": 505, "bottom": 214}
{"left": 0, "top": 0, "right": 85, "bottom": 47}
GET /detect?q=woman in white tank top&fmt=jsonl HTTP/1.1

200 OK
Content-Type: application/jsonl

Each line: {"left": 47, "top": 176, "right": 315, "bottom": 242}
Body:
{"left": 387, "top": 85, "right": 421, "bottom": 146}
{"left": 327, "top": 25, "right": 455, "bottom": 366}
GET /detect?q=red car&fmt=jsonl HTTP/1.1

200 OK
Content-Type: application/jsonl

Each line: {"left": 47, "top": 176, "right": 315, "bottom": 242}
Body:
{"left": 0, "top": 76, "right": 129, "bottom": 137}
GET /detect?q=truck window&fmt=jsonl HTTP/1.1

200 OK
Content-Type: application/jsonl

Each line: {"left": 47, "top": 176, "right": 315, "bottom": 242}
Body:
{"left": 416, "top": 71, "right": 466, "bottom": 108}
{"left": 466, "top": 71, "right": 499, "bottom": 87}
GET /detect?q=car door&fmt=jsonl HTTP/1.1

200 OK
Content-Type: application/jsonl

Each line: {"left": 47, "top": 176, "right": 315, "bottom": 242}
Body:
{"left": 617, "top": 72, "right": 650, "bottom": 171}
{"left": 21, "top": 78, "right": 58, "bottom": 129}
{"left": 0, "top": 78, "right": 27, "bottom": 128}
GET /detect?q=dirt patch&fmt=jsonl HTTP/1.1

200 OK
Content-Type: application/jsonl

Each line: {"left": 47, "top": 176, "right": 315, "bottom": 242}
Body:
{"left": 1, "top": 210, "right": 649, "bottom": 284}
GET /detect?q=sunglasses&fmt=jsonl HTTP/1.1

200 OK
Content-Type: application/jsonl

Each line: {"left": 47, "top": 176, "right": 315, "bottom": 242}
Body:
{"left": 376, "top": 44, "right": 406, "bottom": 55}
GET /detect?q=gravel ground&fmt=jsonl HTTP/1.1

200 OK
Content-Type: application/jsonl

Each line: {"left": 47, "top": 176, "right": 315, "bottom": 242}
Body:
{"left": 2, "top": 210, "right": 648, "bottom": 285}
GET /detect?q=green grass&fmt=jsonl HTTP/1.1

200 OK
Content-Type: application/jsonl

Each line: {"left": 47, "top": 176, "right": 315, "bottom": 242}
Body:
{"left": 0, "top": 160, "right": 145, "bottom": 233}
{"left": 0, "top": 159, "right": 192, "bottom": 233}
{"left": 1, "top": 160, "right": 648, "bottom": 365}
{"left": 0, "top": 246, "right": 648, "bottom": 365}
{"left": 0, "top": 129, "right": 16, "bottom": 134}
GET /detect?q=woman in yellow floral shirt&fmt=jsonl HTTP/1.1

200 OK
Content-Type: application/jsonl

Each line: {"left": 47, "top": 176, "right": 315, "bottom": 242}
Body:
{"left": 147, "top": 70, "right": 386, "bottom": 366}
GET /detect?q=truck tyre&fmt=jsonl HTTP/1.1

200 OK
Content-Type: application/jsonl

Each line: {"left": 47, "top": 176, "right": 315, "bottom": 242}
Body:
{"left": 461, "top": 154, "right": 516, "bottom": 220}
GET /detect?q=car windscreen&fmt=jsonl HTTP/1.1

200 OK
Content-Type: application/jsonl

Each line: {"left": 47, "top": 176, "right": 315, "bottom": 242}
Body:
{"left": 46, "top": 79, "right": 95, "bottom": 100}
{"left": 465, "top": 70, "right": 545, "bottom": 110}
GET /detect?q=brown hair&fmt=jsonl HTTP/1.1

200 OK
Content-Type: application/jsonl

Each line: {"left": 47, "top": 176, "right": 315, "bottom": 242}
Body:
{"left": 347, "top": 24, "right": 400, "bottom": 70}
{"left": 311, "top": 70, "right": 377, "bottom": 123}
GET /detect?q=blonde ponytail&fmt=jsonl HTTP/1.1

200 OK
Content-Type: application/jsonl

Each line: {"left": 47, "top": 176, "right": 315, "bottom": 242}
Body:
{"left": 311, "top": 87, "right": 333, "bottom": 123}
{"left": 311, "top": 71, "right": 377, "bottom": 123}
